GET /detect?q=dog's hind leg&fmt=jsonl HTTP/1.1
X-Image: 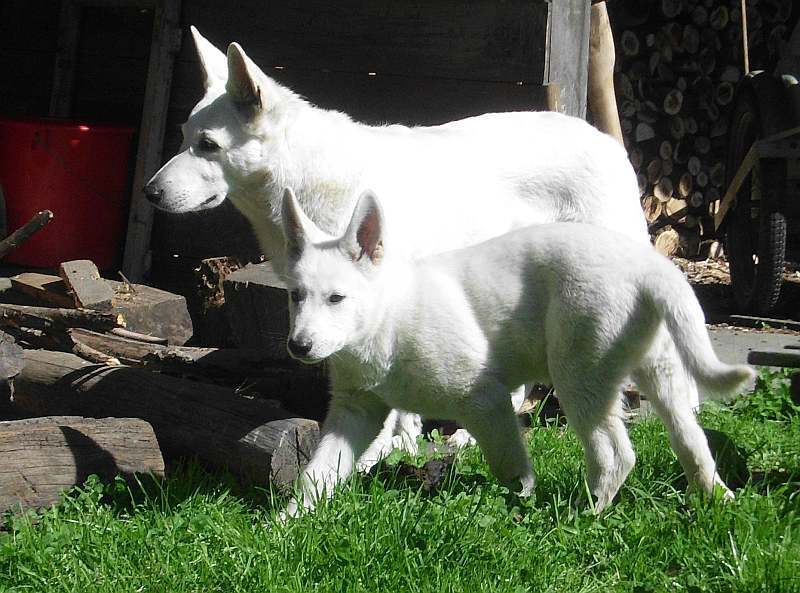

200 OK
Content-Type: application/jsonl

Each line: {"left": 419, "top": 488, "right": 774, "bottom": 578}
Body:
{"left": 459, "top": 380, "right": 536, "bottom": 496}
{"left": 448, "top": 384, "right": 528, "bottom": 449}
{"left": 357, "top": 409, "right": 422, "bottom": 472}
{"left": 632, "top": 362, "right": 732, "bottom": 499}
{"left": 554, "top": 377, "right": 636, "bottom": 512}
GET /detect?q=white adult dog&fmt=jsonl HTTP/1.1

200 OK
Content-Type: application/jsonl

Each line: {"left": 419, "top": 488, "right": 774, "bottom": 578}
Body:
{"left": 145, "top": 27, "right": 680, "bottom": 466}
{"left": 279, "top": 189, "right": 754, "bottom": 518}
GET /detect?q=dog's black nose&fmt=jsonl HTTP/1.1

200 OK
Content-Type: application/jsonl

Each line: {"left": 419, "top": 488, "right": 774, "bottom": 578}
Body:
{"left": 287, "top": 338, "right": 313, "bottom": 358}
{"left": 142, "top": 182, "right": 164, "bottom": 205}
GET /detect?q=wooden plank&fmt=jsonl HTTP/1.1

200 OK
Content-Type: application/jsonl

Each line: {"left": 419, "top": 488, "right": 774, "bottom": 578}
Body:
{"left": 747, "top": 350, "right": 800, "bottom": 368}
{"left": 0, "top": 416, "right": 164, "bottom": 516}
{"left": 714, "top": 143, "right": 758, "bottom": 230}
{"left": 58, "top": 259, "right": 115, "bottom": 310}
{"left": 49, "top": 0, "right": 81, "bottom": 117}
{"left": 9, "top": 272, "right": 76, "bottom": 308}
{"left": 122, "top": 0, "right": 182, "bottom": 282}
{"left": 183, "top": 0, "right": 549, "bottom": 83}
{"left": 714, "top": 126, "right": 800, "bottom": 230}
{"left": 544, "top": 0, "right": 590, "bottom": 118}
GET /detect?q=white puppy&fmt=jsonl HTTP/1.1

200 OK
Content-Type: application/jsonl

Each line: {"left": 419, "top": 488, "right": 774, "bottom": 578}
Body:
{"left": 279, "top": 188, "right": 753, "bottom": 518}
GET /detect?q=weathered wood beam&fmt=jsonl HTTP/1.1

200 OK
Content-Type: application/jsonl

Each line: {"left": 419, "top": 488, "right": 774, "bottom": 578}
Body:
{"left": 122, "top": 0, "right": 182, "bottom": 281}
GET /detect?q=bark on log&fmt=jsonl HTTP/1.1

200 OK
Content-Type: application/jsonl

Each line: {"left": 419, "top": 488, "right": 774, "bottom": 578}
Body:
{"left": 0, "top": 303, "right": 123, "bottom": 335}
{"left": 0, "top": 416, "right": 164, "bottom": 515}
{"left": 0, "top": 210, "right": 53, "bottom": 260}
{"left": 12, "top": 350, "right": 320, "bottom": 489}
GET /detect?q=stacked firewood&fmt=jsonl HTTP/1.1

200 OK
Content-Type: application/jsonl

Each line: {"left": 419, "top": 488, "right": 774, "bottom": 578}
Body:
{"left": 612, "top": 0, "right": 794, "bottom": 255}
{"left": 0, "top": 252, "right": 321, "bottom": 516}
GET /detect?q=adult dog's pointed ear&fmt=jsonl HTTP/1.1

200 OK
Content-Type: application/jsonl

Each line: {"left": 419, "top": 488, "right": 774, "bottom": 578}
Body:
{"left": 341, "top": 190, "right": 385, "bottom": 265}
{"left": 190, "top": 26, "right": 227, "bottom": 90}
{"left": 281, "top": 188, "right": 315, "bottom": 258}
{"left": 226, "top": 42, "right": 271, "bottom": 111}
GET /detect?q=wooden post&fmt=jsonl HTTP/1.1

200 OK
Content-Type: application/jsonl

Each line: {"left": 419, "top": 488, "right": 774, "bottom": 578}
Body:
{"left": 122, "top": 0, "right": 182, "bottom": 282}
{"left": 587, "top": 1, "right": 624, "bottom": 144}
{"left": 545, "top": 0, "right": 591, "bottom": 118}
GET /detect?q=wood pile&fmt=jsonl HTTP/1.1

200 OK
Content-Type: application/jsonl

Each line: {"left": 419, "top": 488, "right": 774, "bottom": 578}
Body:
{"left": 611, "top": 0, "right": 795, "bottom": 255}
{"left": 0, "top": 254, "right": 320, "bottom": 517}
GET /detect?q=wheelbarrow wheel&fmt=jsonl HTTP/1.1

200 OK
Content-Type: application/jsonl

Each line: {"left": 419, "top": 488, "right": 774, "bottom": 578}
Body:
{"left": 725, "top": 86, "right": 787, "bottom": 314}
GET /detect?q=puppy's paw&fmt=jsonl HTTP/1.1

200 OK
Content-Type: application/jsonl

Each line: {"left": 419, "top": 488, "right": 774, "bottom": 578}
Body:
{"left": 447, "top": 428, "right": 477, "bottom": 450}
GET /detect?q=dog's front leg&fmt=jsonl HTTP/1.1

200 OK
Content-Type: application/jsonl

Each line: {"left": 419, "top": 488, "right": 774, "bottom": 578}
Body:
{"left": 282, "top": 390, "right": 389, "bottom": 519}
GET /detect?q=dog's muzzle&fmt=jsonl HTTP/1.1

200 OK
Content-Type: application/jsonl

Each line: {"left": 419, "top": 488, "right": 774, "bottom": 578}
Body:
{"left": 287, "top": 337, "right": 313, "bottom": 359}
{"left": 142, "top": 181, "right": 164, "bottom": 205}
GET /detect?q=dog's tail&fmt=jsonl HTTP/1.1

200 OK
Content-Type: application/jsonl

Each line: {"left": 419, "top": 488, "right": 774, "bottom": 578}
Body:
{"left": 645, "top": 265, "right": 755, "bottom": 400}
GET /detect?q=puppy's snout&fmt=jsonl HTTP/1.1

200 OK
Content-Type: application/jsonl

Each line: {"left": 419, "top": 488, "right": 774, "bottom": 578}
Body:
{"left": 287, "top": 337, "right": 313, "bottom": 358}
{"left": 142, "top": 181, "right": 164, "bottom": 205}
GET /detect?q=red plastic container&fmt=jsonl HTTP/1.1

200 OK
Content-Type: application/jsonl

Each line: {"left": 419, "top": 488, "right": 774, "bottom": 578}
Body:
{"left": 0, "top": 117, "right": 135, "bottom": 270}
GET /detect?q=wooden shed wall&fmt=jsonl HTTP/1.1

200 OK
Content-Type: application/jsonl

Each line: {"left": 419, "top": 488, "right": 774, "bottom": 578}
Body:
{"left": 152, "top": 0, "right": 554, "bottom": 290}
{"left": 0, "top": 1, "right": 60, "bottom": 117}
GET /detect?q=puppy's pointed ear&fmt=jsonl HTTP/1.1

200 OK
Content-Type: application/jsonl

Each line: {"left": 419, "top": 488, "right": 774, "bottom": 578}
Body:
{"left": 190, "top": 26, "right": 227, "bottom": 90}
{"left": 341, "top": 190, "right": 385, "bottom": 265}
{"left": 226, "top": 42, "right": 271, "bottom": 111}
{"left": 281, "top": 188, "right": 315, "bottom": 258}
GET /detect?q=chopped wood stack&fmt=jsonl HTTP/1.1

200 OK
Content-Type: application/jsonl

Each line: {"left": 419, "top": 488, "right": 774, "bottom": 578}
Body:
{"left": 612, "top": 0, "right": 794, "bottom": 255}
{"left": 0, "top": 258, "right": 321, "bottom": 517}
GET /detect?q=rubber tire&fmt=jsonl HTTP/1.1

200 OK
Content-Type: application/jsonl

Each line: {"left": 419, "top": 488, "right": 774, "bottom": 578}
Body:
{"left": 725, "top": 85, "right": 788, "bottom": 314}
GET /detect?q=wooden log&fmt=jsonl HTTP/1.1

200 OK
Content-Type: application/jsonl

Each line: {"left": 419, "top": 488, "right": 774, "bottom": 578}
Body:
{"left": 194, "top": 256, "right": 243, "bottom": 346}
{"left": 642, "top": 195, "right": 664, "bottom": 224}
{"left": 0, "top": 303, "right": 123, "bottom": 335}
{"left": 0, "top": 331, "right": 23, "bottom": 415}
{"left": 7, "top": 273, "right": 192, "bottom": 345}
{"left": 663, "top": 88, "right": 684, "bottom": 115}
{"left": 69, "top": 327, "right": 298, "bottom": 377}
{"left": 12, "top": 350, "right": 320, "bottom": 489}
{"left": 635, "top": 122, "right": 656, "bottom": 142}
{"left": 0, "top": 416, "right": 165, "bottom": 516}
{"left": 224, "top": 262, "right": 291, "bottom": 359}
{"left": 662, "top": 0, "right": 683, "bottom": 19}
{"left": 0, "top": 331, "right": 23, "bottom": 384}
{"left": 0, "top": 210, "right": 53, "bottom": 261}
{"left": 67, "top": 328, "right": 328, "bottom": 418}
{"left": 665, "top": 197, "right": 689, "bottom": 218}
{"left": 58, "top": 260, "right": 115, "bottom": 311}
{"left": 646, "top": 159, "right": 663, "bottom": 184}
{"left": 620, "top": 30, "right": 640, "bottom": 56}
{"left": 678, "top": 172, "right": 694, "bottom": 198}
{"left": 655, "top": 228, "right": 681, "bottom": 257}
{"left": 654, "top": 177, "right": 674, "bottom": 202}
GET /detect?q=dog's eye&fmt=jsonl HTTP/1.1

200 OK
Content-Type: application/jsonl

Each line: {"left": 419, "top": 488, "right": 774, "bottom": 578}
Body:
{"left": 197, "top": 136, "right": 220, "bottom": 153}
{"left": 328, "top": 293, "right": 345, "bottom": 304}
{"left": 290, "top": 290, "right": 302, "bottom": 303}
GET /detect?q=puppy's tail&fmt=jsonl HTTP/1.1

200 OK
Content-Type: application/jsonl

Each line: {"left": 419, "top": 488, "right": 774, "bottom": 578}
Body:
{"left": 646, "top": 266, "right": 755, "bottom": 400}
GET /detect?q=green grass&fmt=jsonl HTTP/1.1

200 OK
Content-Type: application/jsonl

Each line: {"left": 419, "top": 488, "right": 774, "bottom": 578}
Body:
{"left": 2, "top": 370, "right": 799, "bottom": 593}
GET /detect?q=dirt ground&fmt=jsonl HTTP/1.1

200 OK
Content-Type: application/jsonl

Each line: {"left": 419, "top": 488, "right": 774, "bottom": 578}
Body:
{"left": 672, "top": 256, "right": 800, "bottom": 327}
